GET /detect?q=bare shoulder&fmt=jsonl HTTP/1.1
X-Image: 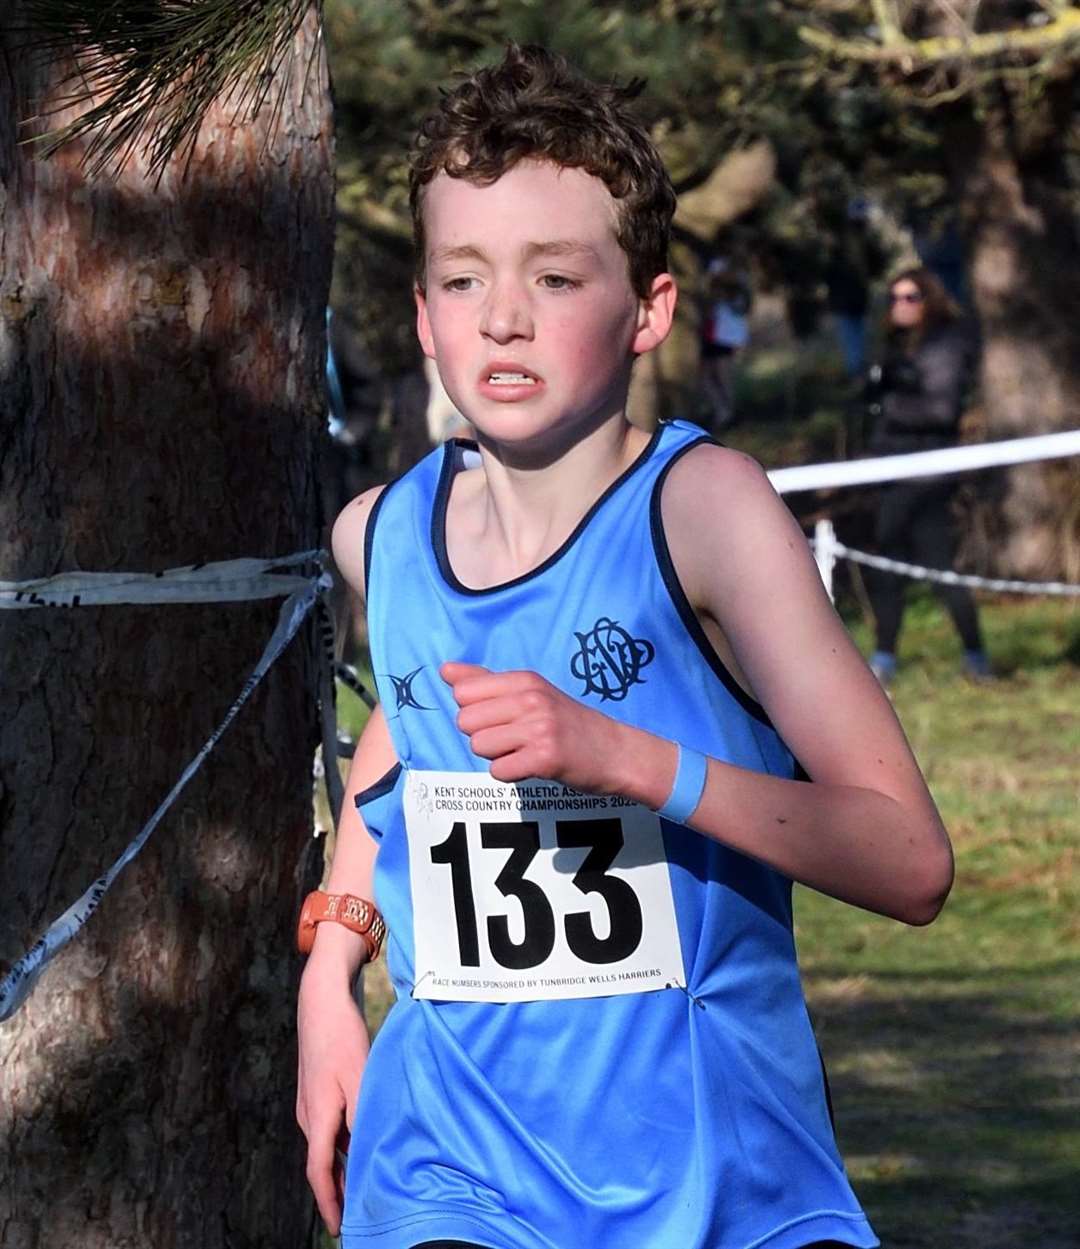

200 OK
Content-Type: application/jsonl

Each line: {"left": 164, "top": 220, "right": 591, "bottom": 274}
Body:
{"left": 331, "top": 484, "right": 387, "bottom": 603}
{"left": 661, "top": 441, "right": 776, "bottom": 521}
{"left": 660, "top": 442, "right": 808, "bottom": 606}
{"left": 666, "top": 438, "right": 764, "bottom": 489}
{"left": 660, "top": 442, "right": 937, "bottom": 811}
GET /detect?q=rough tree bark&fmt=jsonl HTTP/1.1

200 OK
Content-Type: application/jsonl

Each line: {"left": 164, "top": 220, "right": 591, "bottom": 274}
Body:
{"left": 0, "top": 7, "right": 333, "bottom": 1248}
{"left": 951, "top": 81, "right": 1080, "bottom": 580}
{"left": 795, "top": 3, "right": 1080, "bottom": 579}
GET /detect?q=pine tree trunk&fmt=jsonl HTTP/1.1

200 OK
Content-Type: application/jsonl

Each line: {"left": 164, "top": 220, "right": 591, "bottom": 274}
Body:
{"left": 0, "top": 8, "right": 333, "bottom": 1248}
{"left": 954, "top": 84, "right": 1080, "bottom": 580}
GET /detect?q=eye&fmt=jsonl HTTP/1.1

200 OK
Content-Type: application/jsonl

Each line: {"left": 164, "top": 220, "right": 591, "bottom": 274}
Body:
{"left": 442, "top": 275, "right": 477, "bottom": 293}
{"left": 539, "top": 274, "right": 582, "bottom": 292}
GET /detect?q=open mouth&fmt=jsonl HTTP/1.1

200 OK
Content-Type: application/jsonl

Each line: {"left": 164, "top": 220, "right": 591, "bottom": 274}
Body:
{"left": 487, "top": 371, "right": 537, "bottom": 386}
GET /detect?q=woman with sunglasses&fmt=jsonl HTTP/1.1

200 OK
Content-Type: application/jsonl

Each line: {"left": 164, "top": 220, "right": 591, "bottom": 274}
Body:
{"left": 863, "top": 266, "right": 992, "bottom": 684}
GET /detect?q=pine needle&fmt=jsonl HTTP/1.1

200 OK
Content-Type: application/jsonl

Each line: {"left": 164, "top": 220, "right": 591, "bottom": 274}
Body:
{"left": 17, "top": 0, "right": 315, "bottom": 180}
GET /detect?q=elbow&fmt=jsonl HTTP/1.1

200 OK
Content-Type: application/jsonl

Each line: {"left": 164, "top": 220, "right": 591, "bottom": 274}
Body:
{"left": 897, "top": 840, "right": 955, "bottom": 927}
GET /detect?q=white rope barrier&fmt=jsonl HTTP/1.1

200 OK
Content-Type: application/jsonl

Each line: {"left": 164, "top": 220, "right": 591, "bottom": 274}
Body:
{"left": 834, "top": 542, "right": 1080, "bottom": 596}
{"left": 767, "top": 429, "right": 1080, "bottom": 494}
{"left": 6, "top": 427, "right": 1079, "bottom": 1019}
{"left": 0, "top": 551, "right": 349, "bottom": 1024}
{"left": 767, "top": 431, "right": 1080, "bottom": 600}
{"left": 815, "top": 531, "right": 1080, "bottom": 597}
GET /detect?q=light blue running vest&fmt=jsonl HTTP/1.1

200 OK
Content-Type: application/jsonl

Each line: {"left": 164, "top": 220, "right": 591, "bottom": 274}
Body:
{"left": 341, "top": 419, "right": 878, "bottom": 1249}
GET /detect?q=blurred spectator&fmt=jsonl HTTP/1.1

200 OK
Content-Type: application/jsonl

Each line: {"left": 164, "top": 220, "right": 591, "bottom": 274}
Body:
{"left": 823, "top": 197, "right": 886, "bottom": 379}
{"left": 698, "top": 245, "right": 752, "bottom": 429}
{"left": 863, "top": 267, "right": 991, "bottom": 683}
{"left": 912, "top": 215, "right": 970, "bottom": 307}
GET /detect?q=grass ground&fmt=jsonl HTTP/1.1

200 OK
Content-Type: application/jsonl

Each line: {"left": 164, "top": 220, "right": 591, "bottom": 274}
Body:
{"left": 329, "top": 593, "right": 1079, "bottom": 1247}
{"left": 800, "top": 593, "right": 1079, "bottom": 1248}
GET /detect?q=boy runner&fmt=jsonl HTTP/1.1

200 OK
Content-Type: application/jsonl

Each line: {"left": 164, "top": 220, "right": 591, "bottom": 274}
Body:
{"left": 297, "top": 44, "right": 953, "bottom": 1249}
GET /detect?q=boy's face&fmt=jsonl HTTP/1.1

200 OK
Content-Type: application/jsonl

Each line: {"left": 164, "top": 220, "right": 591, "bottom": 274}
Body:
{"left": 416, "top": 160, "right": 674, "bottom": 452}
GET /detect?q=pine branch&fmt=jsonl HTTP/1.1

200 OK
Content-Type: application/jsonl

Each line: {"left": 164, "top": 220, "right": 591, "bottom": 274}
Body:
{"left": 17, "top": 0, "right": 315, "bottom": 180}
{"left": 869, "top": 0, "right": 904, "bottom": 47}
{"left": 799, "top": 5, "right": 1080, "bottom": 71}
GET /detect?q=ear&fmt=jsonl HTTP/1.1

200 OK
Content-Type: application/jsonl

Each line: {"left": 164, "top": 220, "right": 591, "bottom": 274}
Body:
{"left": 631, "top": 273, "right": 678, "bottom": 356}
{"left": 415, "top": 284, "right": 436, "bottom": 360}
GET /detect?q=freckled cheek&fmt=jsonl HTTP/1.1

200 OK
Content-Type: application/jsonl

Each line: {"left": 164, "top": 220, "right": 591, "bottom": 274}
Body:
{"left": 430, "top": 325, "right": 474, "bottom": 376}
{"left": 558, "top": 337, "right": 603, "bottom": 386}
{"left": 556, "top": 309, "right": 630, "bottom": 364}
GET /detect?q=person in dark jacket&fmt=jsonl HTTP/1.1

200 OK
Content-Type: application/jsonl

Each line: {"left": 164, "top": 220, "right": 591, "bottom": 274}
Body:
{"left": 822, "top": 196, "right": 886, "bottom": 379}
{"left": 864, "top": 266, "right": 991, "bottom": 683}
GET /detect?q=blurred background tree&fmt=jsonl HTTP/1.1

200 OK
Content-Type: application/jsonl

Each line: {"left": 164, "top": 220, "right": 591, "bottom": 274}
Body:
{"left": 789, "top": 0, "right": 1080, "bottom": 578}
{"left": 324, "top": 0, "right": 1080, "bottom": 578}
{"left": 322, "top": 0, "right": 812, "bottom": 472}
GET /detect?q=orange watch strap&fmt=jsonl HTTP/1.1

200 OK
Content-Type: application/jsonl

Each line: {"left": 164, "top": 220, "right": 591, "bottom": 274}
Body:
{"left": 296, "top": 890, "right": 387, "bottom": 960}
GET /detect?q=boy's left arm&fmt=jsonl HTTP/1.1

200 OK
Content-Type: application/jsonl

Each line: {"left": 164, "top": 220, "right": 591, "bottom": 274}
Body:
{"left": 443, "top": 446, "right": 953, "bottom": 927}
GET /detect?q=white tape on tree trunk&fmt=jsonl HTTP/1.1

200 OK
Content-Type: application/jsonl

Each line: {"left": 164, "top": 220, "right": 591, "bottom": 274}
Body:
{"left": 0, "top": 550, "right": 322, "bottom": 609}
{"left": 0, "top": 572, "right": 329, "bottom": 1023}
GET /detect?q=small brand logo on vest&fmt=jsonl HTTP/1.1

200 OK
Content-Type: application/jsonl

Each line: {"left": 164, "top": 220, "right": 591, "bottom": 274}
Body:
{"left": 570, "top": 617, "right": 655, "bottom": 702}
{"left": 388, "top": 666, "right": 434, "bottom": 712}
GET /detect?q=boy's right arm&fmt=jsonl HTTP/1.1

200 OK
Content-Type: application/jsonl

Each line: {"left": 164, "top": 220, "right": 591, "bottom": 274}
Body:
{"left": 329, "top": 483, "right": 386, "bottom": 603}
{"left": 296, "top": 486, "right": 391, "bottom": 1237}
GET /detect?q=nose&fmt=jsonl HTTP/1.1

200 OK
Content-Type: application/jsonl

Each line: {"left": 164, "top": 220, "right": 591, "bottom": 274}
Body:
{"left": 480, "top": 279, "right": 533, "bottom": 344}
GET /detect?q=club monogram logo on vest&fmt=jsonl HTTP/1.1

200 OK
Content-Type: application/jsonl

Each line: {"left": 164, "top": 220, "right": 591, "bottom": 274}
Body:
{"left": 570, "top": 616, "right": 656, "bottom": 703}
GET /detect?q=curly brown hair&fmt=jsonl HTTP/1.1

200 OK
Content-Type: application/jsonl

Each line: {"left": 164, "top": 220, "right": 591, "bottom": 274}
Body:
{"left": 884, "top": 266, "right": 962, "bottom": 348}
{"left": 408, "top": 44, "right": 676, "bottom": 298}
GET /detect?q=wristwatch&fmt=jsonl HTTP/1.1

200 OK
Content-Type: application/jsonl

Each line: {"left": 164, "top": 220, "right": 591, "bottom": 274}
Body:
{"left": 296, "top": 890, "right": 387, "bottom": 961}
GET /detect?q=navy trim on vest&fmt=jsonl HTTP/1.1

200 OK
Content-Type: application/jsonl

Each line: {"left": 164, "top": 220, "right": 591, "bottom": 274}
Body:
{"left": 363, "top": 482, "right": 395, "bottom": 596}
{"left": 354, "top": 762, "right": 403, "bottom": 809}
{"left": 430, "top": 436, "right": 463, "bottom": 587}
{"left": 649, "top": 438, "right": 776, "bottom": 730}
{"left": 818, "top": 1045, "right": 836, "bottom": 1131}
{"left": 431, "top": 426, "right": 664, "bottom": 597}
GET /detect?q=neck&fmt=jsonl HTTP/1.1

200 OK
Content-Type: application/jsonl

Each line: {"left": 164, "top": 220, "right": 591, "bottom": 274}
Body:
{"left": 468, "top": 415, "right": 651, "bottom": 572}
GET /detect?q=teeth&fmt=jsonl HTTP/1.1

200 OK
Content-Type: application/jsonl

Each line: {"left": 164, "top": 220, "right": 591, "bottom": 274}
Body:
{"left": 489, "top": 372, "right": 536, "bottom": 385}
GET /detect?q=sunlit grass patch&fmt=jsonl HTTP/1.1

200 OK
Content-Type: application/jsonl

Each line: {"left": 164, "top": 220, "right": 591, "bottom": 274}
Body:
{"left": 797, "top": 595, "right": 1078, "bottom": 1247}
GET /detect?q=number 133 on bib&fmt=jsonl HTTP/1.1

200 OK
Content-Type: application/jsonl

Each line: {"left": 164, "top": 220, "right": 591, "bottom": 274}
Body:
{"left": 405, "top": 770, "right": 686, "bottom": 1003}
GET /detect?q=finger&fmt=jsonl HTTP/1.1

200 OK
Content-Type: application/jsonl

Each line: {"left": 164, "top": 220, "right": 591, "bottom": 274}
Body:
{"left": 334, "top": 1152, "right": 348, "bottom": 1220}
{"left": 441, "top": 663, "right": 511, "bottom": 705}
{"left": 469, "top": 724, "right": 530, "bottom": 762}
{"left": 334, "top": 1120, "right": 351, "bottom": 1215}
{"left": 306, "top": 1127, "right": 343, "bottom": 1237}
{"left": 439, "top": 661, "right": 489, "bottom": 687}
{"left": 489, "top": 748, "right": 543, "bottom": 784}
{"left": 457, "top": 694, "right": 534, "bottom": 735}
{"left": 446, "top": 667, "right": 544, "bottom": 708}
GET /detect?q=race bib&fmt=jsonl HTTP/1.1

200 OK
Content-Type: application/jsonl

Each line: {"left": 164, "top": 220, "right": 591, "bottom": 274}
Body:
{"left": 405, "top": 770, "right": 685, "bottom": 1003}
